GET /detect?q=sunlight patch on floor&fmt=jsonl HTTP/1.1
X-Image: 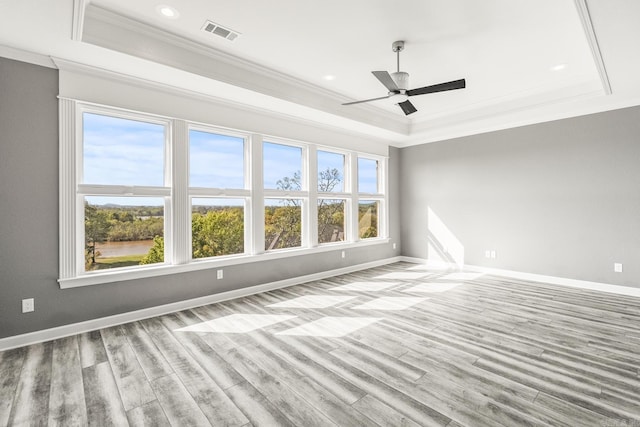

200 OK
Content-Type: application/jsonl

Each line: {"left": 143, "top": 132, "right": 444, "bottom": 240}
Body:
{"left": 275, "top": 316, "right": 381, "bottom": 337}
{"left": 403, "top": 282, "right": 462, "bottom": 293}
{"left": 441, "top": 272, "right": 485, "bottom": 281}
{"left": 266, "top": 295, "right": 356, "bottom": 309}
{"left": 351, "top": 297, "right": 427, "bottom": 311}
{"left": 375, "top": 272, "right": 431, "bottom": 280}
{"left": 329, "top": 281, "right": 399, "bottom": 292}
{"left": 174, "top": 314, "right": 296, "bottom": 333}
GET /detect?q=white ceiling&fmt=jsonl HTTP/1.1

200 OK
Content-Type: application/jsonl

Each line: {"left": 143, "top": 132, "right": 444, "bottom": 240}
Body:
{"left": 1, "top": 0, "right": 640, "bottom": 146}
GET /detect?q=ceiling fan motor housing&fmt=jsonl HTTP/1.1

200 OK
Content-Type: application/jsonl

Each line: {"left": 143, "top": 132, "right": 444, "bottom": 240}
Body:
{"left": 391, "top": 71, "right": 409, "bottom": 90}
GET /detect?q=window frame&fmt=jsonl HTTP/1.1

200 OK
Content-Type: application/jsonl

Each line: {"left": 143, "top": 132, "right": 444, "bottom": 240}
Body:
{"left": 187, "top": 124, "right": 251, "bottom": 261}
{"left": 76, "top": 104, "right": 172, "bottom": 274}
{"left": 59, "top": 100, "right": 389, "bottom": 288}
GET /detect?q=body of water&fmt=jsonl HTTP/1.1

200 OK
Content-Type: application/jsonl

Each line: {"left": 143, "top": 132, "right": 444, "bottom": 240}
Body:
{"left": 96, "top": 240, "right": 154, "bottom": 257}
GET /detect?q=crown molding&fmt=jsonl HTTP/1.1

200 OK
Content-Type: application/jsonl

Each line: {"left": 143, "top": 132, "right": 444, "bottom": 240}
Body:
{"left": 71, "top": 0, "right": 88, "bottom": 41}
{"left": 574, "top": 0, "right": 612, "bottom": 95}
{"left": 80, "top": 3, "right": 409, "bottom": 137}
{"left": 0, "top": 44, "right": 56, "bottom": 68}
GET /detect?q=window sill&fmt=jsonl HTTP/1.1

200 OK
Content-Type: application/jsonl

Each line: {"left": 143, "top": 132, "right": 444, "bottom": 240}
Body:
{"left": 58, "top": 238, "right": 391, "bottom": 289}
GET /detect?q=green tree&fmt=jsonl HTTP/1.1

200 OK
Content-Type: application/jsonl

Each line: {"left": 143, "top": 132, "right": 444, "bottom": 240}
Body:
{"left": 140, "top": 235, "right": 164, "bottom": 264}
{"left": 192, "top": 207, "right": 244, "bottom": 258}
{"left": 317, "top": 167, "right": 344, "bottom": 242}
{"left": 84, "top": 202, "right": 111, "bottom": 267}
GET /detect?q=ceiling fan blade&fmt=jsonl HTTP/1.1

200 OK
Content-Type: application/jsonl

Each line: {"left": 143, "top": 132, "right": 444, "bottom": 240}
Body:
{"left": 406, "top": 79, "right": 466, "bottom": 97}
{"left": 398, "top": 100, "right": 417, "bottom": 115}
{"left": 342, "top": 95, "right": 390, "bottom": 106}
{"left": 372, "top": 71, "right": 399, "bottom": 91}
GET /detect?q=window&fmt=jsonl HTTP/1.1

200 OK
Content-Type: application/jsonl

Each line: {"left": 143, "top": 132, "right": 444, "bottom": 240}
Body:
{"left": 318, "top": 199, "right": 346, "bottom": 243}
{"left": 358, "top": 157, "right": 384, "bottom": 239}
{"left": 265, "top": 198, "right": 302, "bottom": 250}
{"left": 60, "top": 100, "right": 388, "bottom": 286}
{"left": 358, "top": 200, "right": 379, "bottom": 239}
{"left": 80, "top": 111, "right": 169, "bottom": 272}
{"left": 317, "top": 150, "right": 345, "bottom": 192}
{"left": 358, "top": 157, "right": 379, "bottom": 193}
{"left": 191, "top": 198, "right": 244, "bottom": 258}
{"left": 263, "top": 141, "right": 302, "bottom": 190}
{"left": 189, "top": 130, "right": 245, "bottom": 189}
{"left": 317, "top": 150, "right": 347, "bottom": 244}
{"left": 189, "top": 128, "right": 248, "bottom": 260}
{"left": 264, "top": 141, "right": 306, "bottom": 251}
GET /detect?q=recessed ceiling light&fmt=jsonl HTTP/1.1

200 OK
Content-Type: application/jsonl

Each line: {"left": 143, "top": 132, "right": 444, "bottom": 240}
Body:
{"left": 323, "top": 75, "right": 336, "bottom": 81}
{"left": 156, "top": 5, "right": 179, "bottom": 19}
{"left": 550, "top": 64, "right": 567, "bottom": 71}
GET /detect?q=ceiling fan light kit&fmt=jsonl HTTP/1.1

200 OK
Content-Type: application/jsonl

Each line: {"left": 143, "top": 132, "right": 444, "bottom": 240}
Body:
{"left": 343, "top": 40, "right": 466, "bottom": 115}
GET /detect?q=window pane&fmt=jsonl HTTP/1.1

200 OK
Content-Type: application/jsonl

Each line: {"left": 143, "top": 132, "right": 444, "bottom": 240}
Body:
{"left": 265, "top": 199, "right": 302, "bottom": 250}
{"left": 358, "top": 158, "right": 379, "bottom": 193}
{"left": 83, "top": 113, "right": 165, "bottom": 186}
{"left": 317, "top": 151, "right": 344, "bottom": 192}
{"left": 192, "top": 198, "right": 244, "bottom": 259}
{"left": 190, "top": 130, "right": 244, "bottom": 188}
{"left": 318, "top": 199, "right": 345, "bottom": 244}
{"left": 358, "top": 200, "right": 379, "bottom": 239}
{"left": 264, "top": 142, "right": 302, "bottom": 190}
{"left": 84, "top": 196, "right": 164, "bottom": 272}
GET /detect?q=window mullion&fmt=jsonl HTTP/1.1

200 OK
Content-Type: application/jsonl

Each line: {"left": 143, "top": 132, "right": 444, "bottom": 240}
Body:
{"left": 349, "top": 152, "right": 359, "bottom": 243}
{"left": 251, "top": 134, "right": 264, "bottom": 255}
{"left": 172, "top": 120, "right": 189, "bottom": 265}
{"left": 307, "top": 146, "right": 318, "bottom": 247}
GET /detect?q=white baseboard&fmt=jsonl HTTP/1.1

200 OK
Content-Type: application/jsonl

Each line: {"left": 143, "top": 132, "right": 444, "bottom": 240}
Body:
{"left": 399, "top": 256, "right": 640, "bottom": 298}
{"left": 0, "top": 257, "right": 401, "bottom": 351}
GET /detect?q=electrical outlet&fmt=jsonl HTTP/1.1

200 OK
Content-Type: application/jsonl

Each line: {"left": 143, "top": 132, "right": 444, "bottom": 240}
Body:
{"left": 22, "top": 298, "right": 34, "bottom": 313}
{"left": 393, "top": 243, "right": 397, "bottom": 250}
{"left": 341, "top": 250, "right": 346, "bottom": 259}
{"left": 485, "top": 250, "right": 491, "bottom": 258}
{"left": 490, "top": 250, "right": 497, "bottom": 259}
{"left": 217, "top": 269, "right": 224, "bottom": 279}
{"left": 614, "top": 263, "right": 623, "bottom": 273}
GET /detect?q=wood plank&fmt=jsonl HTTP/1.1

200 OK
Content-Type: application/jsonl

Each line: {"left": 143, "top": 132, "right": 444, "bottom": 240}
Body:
{"left": 7, "top": 341, "right": 53, "bottom": 425}
{"left": 83, "top": 361, "right": 129, "bottom": 426}
{"left": 151, "top": 373, "right": 211, "bottom": 426}
{"left": 48, "top": 336, "right": 87, "bottom": 426}
{"left": 141, "top": 316, "right": 249, "bottom": 426}
{"left": 352, "top": 394, "right": 422, "bottom": 427}
{"left": 100, "top": 325, "right": 157, "bottom": 411}
{"left": 224, "top": 344, "right": 338, "bottom": 426}
{"left": 122, "top": 321, "right": 174, "bottom": 381}
{"left": 0, "top": 347, "right": 26, "bottom": 426}
{"left": 78, "top": 330, "right": 108, "bottom": 369}
{"left": 239, "top": 342, "right": 374, "bottom": 427}
{"left": 225, "top": 380, "right": 297, "bottom": 427}
{"left": 127, "top": 400, "right": 171, "bottom": 427}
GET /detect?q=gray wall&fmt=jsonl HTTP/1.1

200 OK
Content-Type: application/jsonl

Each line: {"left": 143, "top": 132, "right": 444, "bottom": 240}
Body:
{"left": 400, "top": 106, "right": 640, "bottom": 287}
{"left": 0, "top": 57, "right": 400, "bottom": 339}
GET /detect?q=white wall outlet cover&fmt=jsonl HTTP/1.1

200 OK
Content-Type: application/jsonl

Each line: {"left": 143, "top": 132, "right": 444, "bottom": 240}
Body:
{"left": 341, "top": 251, "right": 346, "bottom": 259}
{"left": 490, "top": 250, "right": 497, "bottom": 259}
{"left": 217, "top": 269, "right": 224, "bottom": 279}
{"left": 614, "top": 263, "right": 623, "bottom": 273}
{"left": 485, "top": 250, "right": 491, "bottom": 258}
{"left": 22, "top": 298, "right": 34, "bottom": 313}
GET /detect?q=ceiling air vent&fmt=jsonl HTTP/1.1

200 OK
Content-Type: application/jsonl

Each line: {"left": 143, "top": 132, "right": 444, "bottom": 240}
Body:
{"left": 201, "top": 20, "right": 240, "bottom": 41}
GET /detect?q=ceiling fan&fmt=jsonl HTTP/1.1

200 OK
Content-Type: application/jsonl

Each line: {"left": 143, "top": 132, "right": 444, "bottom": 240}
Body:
{"left": 342, "top": 41, "right": 466, "bottom": 115}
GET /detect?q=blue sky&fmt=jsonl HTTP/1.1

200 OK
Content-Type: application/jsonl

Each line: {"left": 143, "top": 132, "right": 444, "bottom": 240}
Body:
{"left": 190, "top": 130, "right": 245, "bottom": 188}
{"left": 83, "top": 114, "right": 378, "bottom": 207}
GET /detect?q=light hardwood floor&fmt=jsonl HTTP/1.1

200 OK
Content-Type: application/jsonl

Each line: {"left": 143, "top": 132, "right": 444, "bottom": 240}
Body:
{"left": 1, "top": 262, "right": 640, "bottom": 426}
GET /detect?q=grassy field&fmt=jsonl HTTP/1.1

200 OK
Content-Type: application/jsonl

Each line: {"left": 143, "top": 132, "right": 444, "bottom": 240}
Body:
{"left": 91, "top": 254, "right": 145, "bottom": 270}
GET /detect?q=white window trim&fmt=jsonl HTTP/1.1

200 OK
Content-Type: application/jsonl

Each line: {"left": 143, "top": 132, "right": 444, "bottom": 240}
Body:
{"left": 59, "top": 99, "right": 390, "bottom": 288}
